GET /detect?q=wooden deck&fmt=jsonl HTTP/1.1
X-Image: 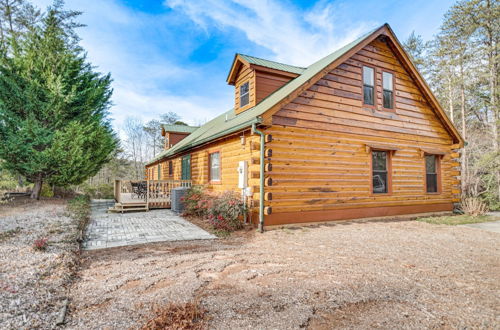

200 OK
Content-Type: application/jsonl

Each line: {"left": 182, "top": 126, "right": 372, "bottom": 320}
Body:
{"left": 110, "top": 179, "right": 191, "bottom": 213}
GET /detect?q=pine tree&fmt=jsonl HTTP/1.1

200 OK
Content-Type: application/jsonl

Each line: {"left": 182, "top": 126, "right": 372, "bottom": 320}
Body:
{"left": 0, "top": 2, "right": 117, "bottom": 199}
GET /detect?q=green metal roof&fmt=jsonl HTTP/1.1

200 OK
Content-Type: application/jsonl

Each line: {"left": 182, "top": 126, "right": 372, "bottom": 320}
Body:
{"left": 162, "top": 124, "right": 198, "bottom": 134}
{"left": 239, "top": 54, "right": 305, "bottom": 75}
{"left": 147, "top": 25, "right": 381, "bottom": 165}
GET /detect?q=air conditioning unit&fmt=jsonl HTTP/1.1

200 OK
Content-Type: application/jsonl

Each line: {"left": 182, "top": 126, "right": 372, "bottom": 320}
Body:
{"left": 171, "top": 187, "right": 190, "bottom": 213}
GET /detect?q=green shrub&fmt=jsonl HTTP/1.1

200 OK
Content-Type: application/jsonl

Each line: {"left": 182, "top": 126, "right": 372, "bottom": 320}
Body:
{"left": 207, "top": 191, "right": 245, "bottom": 231}
{"left": 182, "top": 186, "right": 246, "bottom": 231}
{"left": 40, "top": 183, "right": 54, "bottom": 197}
{"left": 182, "top": 185, "right": 213, "bottom": 218}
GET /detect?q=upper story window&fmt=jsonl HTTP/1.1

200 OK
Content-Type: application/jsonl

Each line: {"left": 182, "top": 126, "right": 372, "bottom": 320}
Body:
{"left": 240, "top": 82, "right": 249, "bottom": 107}
{"left": 363, "top": 66, "right": 375, "bottom": 106}
{"left": 383, "top": 71, "right": 394, "bottom": 109}
{"left": 425, "top": 155, "right": 439, "bottom": 193}
{"left": 209, "top": 152, "right": 221, "bottom": 182}
{"left": 372, "top": 150, "right": 390, "bottom": 194}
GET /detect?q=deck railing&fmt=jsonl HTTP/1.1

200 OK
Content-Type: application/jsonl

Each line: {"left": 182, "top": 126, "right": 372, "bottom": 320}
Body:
{"left": 114, "top": 179, "right": 192, "bottom": 209}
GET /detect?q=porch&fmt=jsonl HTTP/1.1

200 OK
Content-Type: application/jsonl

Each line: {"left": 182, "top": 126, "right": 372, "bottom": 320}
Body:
{"left": 109, "top": 179, "right": 192, "bottom": 213}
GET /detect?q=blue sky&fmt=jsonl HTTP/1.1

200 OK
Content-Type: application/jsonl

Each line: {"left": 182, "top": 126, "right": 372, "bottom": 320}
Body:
{"left": 31, "top": 0, "right": 455, "bottom": 133}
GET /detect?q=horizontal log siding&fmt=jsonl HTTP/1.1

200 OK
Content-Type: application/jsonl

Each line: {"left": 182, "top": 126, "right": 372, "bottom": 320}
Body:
{"left": 148, "top": 132, "right": 261, "bottom": 195}
{"left": 266, "top": 38, "right": 460, "bottom": 224}
{"left": 234, "top": 65, "right": 256, "bottom": 114}
{"left": 255, "top": 70, "right": 293, "bottom": 103}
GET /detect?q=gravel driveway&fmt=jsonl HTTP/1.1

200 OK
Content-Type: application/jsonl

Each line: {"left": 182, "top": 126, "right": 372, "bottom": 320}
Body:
{"left": 67, "top": 219, "right": 500, "bottom": 329}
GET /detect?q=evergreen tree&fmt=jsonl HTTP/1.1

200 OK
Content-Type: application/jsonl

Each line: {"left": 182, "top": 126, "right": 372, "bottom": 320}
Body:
{"left": 0, "top": 2, "right": 117, "bottom": 199}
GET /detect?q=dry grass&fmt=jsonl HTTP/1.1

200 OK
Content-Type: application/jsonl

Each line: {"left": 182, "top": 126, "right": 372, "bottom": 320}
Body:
{"left": 141, "top": 301, "right": 207, "bottom": 330}
{"left": 461, "top": 197, "right": 489, "bottom": 216}
{"left": 417, "top": 214, "right": 498, "bottom": 225}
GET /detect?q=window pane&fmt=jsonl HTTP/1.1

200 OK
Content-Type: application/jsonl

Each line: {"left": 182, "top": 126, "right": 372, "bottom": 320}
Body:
{"left": 182, "top": 156, "right": 191, "bottom": 180}
{"left": 240, "top": 82, "right": 249, "bottom": 94}
{"left": 373, "top": 171, "right": 387, "bottom": 194}
{"left": 363, "top": 85, "right": 374, "bottom": 105}
{"left": 372, "top": 151, "right": 387, "bottom": 171}
{"left": 383, "top": 90, "right": 393, "bottom": 109}
{"left": 240, "top": 93, "right": 249, "bottom": 107}
{"left": 168, "top": 161, "right": 173, "bottom": 175}
{"left": 363, "top": 66, "right": 374, "bottom": 86}
{"left": 425, "top": 155, "right": 436, "bottom": 173}
{"left": 383, "top": 72, "right": 393, "bottom": 91}
{"left": 210, "top": 153, "right": 220, "bottom": 181}
{"left": 426, "top": 174, "right": 437, "bottom": 193}
{"left": 240, "top": 82, "right": 249, "bottom": 107}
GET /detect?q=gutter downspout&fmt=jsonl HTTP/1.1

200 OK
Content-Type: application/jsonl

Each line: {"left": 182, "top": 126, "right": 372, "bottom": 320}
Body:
{"left": 251, "top": 123, "right": 265, "bottom": 233}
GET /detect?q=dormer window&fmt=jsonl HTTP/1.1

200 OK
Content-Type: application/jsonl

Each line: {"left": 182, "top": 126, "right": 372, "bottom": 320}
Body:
{"left": 240, "top": 82, "right": 249, "bottom": 107}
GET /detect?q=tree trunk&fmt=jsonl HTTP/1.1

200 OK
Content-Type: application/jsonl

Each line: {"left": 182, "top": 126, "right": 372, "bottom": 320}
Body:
{"left": 31, "top": 175, "right": 43, "bottom": 200}
{"left": 448, "top": 76, "right": 454, "bottom": 123}
{"left": 460, "top": 64, "right": 467, "bottom": 196}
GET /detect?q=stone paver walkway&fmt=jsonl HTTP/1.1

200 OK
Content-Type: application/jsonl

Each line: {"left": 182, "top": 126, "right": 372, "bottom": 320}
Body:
{"left": 83, "top": 200, "right": 215, "bottom": 250}
{"left": 461, "top": 220, "right": 500, "bottom": 234}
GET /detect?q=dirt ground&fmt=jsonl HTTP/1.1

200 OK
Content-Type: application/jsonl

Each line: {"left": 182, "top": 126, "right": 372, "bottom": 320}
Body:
{"left": 0, "top": 198, "right": 80, "bottom": 329}
{"left": 67, "top": 218, "right": 500, "bottom": 329}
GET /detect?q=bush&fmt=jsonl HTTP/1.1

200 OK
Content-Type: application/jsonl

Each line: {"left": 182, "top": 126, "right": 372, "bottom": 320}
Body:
{"left": 33, "top": 238, "right": 49, "bottom": 251}
{"left": 40, "top": 183, "right": 54, "bottom": 197}
{"left": 182, "top": 186, "right": 246, "bottom": 231}
{"left": 461, "top": 197, "right": 488, "bottom": 216}
{"left": 80, "top": 183, "right": 114, "bottom": 199}
{"left": 207, "top": 191, "right": 245, "bottom": 231}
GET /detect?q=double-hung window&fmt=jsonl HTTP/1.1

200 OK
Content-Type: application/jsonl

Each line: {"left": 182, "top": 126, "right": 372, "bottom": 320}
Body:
{"left": 157, "top": 164, "right": 161, "bottom": 180}
{"left": 209, "top": 152, "right": 221, "bottom": 182}
{"left": 240, "top": 82, "right": 249, "bottom": 107}
{"left": 168, "top": 161, "right": 173, "bottom": 176}
{"left": 363, "top": 66, "right": 375, "bottom": 106}
{"left": 383, "top": 71, "right": 394, "bottom": 109}
{"left": 425, "top": 155, "right": 439, "bottom": 193}
{"left": 372, "top": 150, "right": 390, "bottom": 194}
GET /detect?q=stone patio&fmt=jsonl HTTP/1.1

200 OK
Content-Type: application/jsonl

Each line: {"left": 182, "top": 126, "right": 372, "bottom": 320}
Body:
{"left": 83, "top": 200, "right": 215, "bottom": 250}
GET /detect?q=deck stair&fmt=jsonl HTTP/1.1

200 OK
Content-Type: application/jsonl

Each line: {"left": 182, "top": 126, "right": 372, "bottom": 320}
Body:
{"left": 108, "top": 202, "right": 148, "bottom": 213}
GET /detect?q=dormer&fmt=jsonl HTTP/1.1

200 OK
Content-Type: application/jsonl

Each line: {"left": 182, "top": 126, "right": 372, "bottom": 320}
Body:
{"left": 161, "top": 124, "right": 198, "bottom": 150}
{"left": 227, "top": 54, "right": 305, "bottom": 115}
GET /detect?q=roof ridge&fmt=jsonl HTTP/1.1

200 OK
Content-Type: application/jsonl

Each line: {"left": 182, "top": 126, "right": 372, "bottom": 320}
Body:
{"left": 238, "top": 53, "right": 306, "bottom": 69}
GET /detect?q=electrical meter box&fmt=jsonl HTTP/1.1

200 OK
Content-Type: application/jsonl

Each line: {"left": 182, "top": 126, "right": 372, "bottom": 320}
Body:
{"left": 237, "top": 161, "right": 248, "bottom": 189}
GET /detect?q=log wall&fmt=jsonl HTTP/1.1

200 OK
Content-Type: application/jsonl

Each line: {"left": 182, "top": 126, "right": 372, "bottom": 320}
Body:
{"left": 264, "top": 37, "right": 461, "bottom": 225}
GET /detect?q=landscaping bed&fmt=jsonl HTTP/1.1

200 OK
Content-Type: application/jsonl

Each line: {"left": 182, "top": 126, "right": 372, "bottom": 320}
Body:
{"left": 0, "top": 197, "right": 89, "bottom": 328}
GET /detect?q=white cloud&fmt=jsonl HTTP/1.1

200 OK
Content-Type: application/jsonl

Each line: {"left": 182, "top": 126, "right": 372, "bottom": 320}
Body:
{"left": 31, "top": 0, "right": 220, "bottom": 135}
{"left": 165, "top": 0, "right": 376, "bottom": 66}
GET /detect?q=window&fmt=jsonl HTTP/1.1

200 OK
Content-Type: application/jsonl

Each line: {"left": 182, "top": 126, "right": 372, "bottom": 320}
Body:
{"left": 209, "top": 152, "right": 221, "bottom": 182}
{"left": 157, "top": 164, "right": 161, "bottom": 180}
{"left": 181, "top": 155, "right": 191, "bottom": 180}
{"left": 372, "top": 151, "right": 389, "bottom": 194}
{"left": 383, "top": 71, "right": 394, "bottom": 109}
{"left": 425, "top": 155, "right": 439, "bottom": 193}
{"left": 168, "top": 161, "right": 173, "bottom": 176}
{"left": 240, "top": 82, "right": 249, "bottom": 107}
{"left": 363, "top": 66, "right": 375, "bottom": 106}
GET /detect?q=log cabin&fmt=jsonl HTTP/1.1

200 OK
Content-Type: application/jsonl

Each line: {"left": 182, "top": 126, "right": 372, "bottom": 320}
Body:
{"left": 146, "top": 23, "right": 463, "bottom": 230}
